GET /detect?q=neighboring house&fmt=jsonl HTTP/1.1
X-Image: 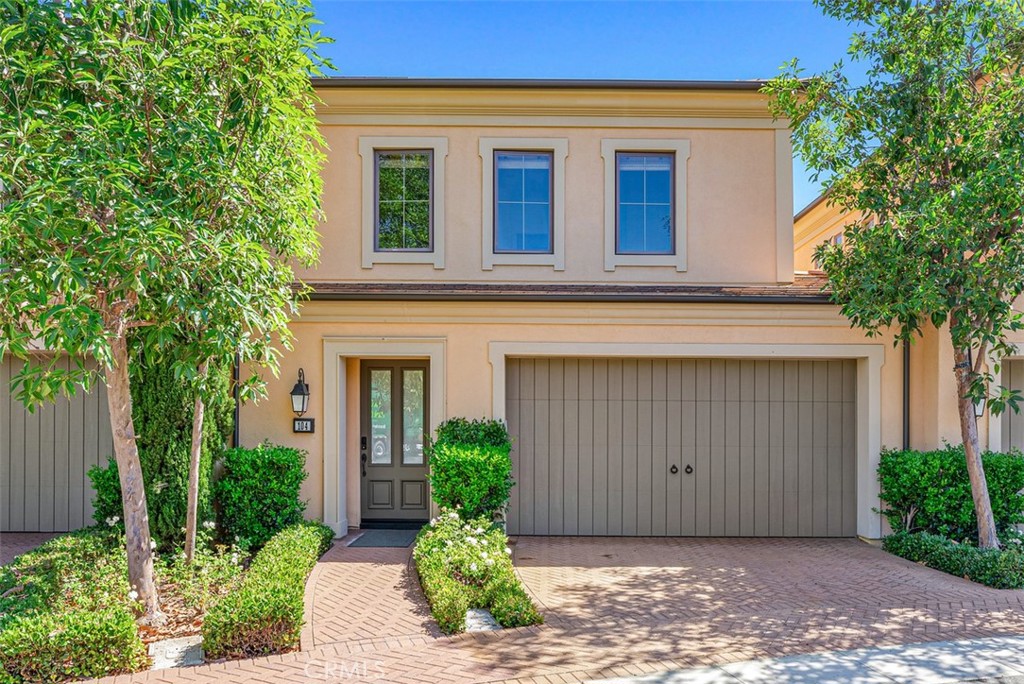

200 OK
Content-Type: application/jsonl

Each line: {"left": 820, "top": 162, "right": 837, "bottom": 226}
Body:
{"left": 7, "top": 77, "right": 1023, "bottom": 539}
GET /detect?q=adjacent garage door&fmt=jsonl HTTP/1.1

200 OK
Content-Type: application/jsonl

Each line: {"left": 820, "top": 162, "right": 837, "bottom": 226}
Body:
{"left": 506, "top": 358, "right": 857, "bottom": 537}
{"left": 1, "top": 357, "right": 113, "bottom": 532}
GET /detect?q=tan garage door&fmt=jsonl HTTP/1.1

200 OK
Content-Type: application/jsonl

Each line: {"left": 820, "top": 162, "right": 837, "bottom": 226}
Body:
{"left": 1002, "top": 360, "right": 1024, "bottom": 451}
{"left": 1, "top": 357, "right": 112, "bottom": 532}
{"left": 506, "top": 358, "right": 857, "bottom": 537}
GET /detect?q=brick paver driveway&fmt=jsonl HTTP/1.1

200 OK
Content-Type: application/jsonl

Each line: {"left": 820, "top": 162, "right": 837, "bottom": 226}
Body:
{"left": 0, "top": 532, "right": 58, "bottom": 565}
{"left": 93, "top": 536, "right": 1024, "bottom": 684}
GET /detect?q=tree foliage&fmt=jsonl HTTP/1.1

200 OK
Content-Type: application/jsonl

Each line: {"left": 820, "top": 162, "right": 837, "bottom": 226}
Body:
{"left": 766, "top": 0, "right": 1024, "bottom": 548}
{"left": 0, "top": 0, "right": 328, "bottom": 614}
{"left": 766, "top": 0, "right": 1024, "bottom": 409}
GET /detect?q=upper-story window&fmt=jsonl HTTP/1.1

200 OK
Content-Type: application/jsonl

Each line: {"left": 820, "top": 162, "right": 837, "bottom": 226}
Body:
{"left": 479, "top": 138, "right": 568, "bottom": 271}
{"left": 375, "top": 150, "right": 432, "bottom": 251}
{"left": 358, "top": 137, "right": 448, "bottom": 269}
{"left": 616, "top": 152, "right": 673, "bottom": 255}
{"left": 495, "top": 151, "right": 553, "bottom": 253}
{"left": 601, "top": 138, "right": 690, "bottom": 272}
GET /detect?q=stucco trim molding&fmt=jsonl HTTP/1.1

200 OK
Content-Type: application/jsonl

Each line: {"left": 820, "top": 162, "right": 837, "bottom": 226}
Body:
{"left": 487, "top": 341, "right": 886, "bottom": 539}
{"left": 479, "top": 137, "right": 569, "bottom": 271}
{"left": 600, "top": 139, "right": 690, "bottom": 273}
{"left": 321, "top": 337, "right": 447, "bottom": 537}
{"left": 358, "top": 137, "right": 449, "bottom": 270}
{"left": 775, "top": 129, "right": 795, "bottom": 283}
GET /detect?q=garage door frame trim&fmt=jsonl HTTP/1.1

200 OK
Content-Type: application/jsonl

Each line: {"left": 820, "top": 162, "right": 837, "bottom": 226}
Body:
{"left": 488, "top": 341, "right": 885, "bottom": 539}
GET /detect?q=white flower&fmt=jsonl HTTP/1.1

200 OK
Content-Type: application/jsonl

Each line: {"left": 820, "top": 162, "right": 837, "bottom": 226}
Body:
{"left": 429, "top": 518, "right": 437, "bottom": 526}
{"left": 230, "top": 553, "right": 239, "bottom": 564}
{"left": 448, "top": 512, "right": 459, "bottom": 520}
{"left": 466, "top": 537, "right": 477, "bottom": 545}
{"left": 128, "top": 590, "right": 139, "bottom": 601}
{"left": 105, "top": 515, "right": 120, "bottom": 527}
{"left": 475, "top": 527, "right": 484, "bottom": 535}
{"left": 505, "top": 547, "right": 512, "bottom": 555}
{"left": 202, "top": 520, "right": 216, "bottom": 530}
{"left": 481, "top": 551, "right": 488, "bottom": 558}
{"left": 485, "top": 558, "right": 495, "bottom": 566}
{"left": 150, "top": 540, "right": 157, "bottom": 550}
{"left": 469, "top": 563, "right": 478, "bottom": 572}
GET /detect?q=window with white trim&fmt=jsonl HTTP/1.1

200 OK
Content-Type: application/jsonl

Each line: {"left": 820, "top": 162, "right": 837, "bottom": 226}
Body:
{"left": 479, "top": 137, "right": 568, "bottom": 270}
{"left": 601, "top": 138, "right": 690, "bottom": 272}
{"left": 358, "top": 137, "right": 447, "bottom": 269}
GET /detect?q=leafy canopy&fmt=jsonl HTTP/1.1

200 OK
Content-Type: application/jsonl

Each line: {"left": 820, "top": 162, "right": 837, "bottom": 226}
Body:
{"left": 0, "top": 0, "right": 327, "bottom": 401}
{"left": 765, "top": 0, "right": 1024, "bottom": 412}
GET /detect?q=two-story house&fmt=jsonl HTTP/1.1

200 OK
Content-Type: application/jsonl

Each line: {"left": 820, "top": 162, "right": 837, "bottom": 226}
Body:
{"left": 14, "top": 77, "right": 1018, "bottom": 541}
{"left": 232, "top": 77, "right": 904, "bottom": 542}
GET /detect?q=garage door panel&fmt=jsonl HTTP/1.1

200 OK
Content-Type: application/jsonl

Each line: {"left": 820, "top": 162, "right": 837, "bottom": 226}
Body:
{"left": 507, "top": 357, "right": 858, "bottom": 538}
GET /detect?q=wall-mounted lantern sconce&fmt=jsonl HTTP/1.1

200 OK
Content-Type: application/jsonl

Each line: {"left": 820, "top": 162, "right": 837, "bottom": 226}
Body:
{"left": 290, "top": 368, "right": 310, "bottom": 417}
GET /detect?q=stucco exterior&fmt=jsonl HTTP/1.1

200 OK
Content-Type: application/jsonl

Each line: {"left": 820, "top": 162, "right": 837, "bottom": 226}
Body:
{"left": 232, "top": 79, "right": 1017, "bottom": 542}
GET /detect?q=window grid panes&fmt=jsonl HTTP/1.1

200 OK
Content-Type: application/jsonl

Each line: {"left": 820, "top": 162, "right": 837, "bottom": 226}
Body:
{"left": 616, "top": 152, "right": 674, "bottom": 255}
{"left": 375, "top": 150, "right": 432, "bottom": 251}
{"left": 494, "top": 151, "right": 553, "bottom": 254}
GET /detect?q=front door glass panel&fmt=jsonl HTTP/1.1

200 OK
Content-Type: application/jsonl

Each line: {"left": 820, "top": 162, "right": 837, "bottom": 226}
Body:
{"left": 403, "top": 369, "right": 425, "bottom": 465}
{"left": 370, "top": 369, "right": 392, "bottom": 464}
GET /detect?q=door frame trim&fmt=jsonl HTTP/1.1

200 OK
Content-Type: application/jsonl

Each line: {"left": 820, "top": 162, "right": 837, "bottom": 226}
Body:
{"left": 488, "top": 341, "right": 885, "bottom": 539}
{"left": 322, "top": 337, "right": 446, "bottom": 537}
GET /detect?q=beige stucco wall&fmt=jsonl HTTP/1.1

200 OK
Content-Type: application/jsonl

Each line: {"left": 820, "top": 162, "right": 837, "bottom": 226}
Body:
{"left": 238, "top": 299, "right": 907, "bottom": 533}
{"left": 793, "top": 198, "right": 864, "bottom": 272}
{"left": 306, "top": 86, "right": 792, "bottom": 286}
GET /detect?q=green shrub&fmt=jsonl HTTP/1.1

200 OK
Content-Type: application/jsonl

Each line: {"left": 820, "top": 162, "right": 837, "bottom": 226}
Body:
{"left": 0, "top": 609, "right": 148, "bottom": 683}
{"left": 432, "top": 417, "right": 512, "bottom": 450}
{"left": 883, "top": 531, "right": 1024, "bottom": 589}
{"left": 214, "top": 443, "right": 308, "bottom": 551}
{"left": 202, "top": 521, "right": 333, "bottom": 659}
{"left": 877, "top": 445, "right": 1024, "bottom": 541}
{"left": 88, "top": 357, "right": 234, "bottom": 549}
{"left": 413, "top": 510, "right": 542, "bottom": 635}
{"left": 429, "top": 443, "right": 514, "bottom": 520}
{"left": 0, "top": 528, "right": 149, "bottom": 682}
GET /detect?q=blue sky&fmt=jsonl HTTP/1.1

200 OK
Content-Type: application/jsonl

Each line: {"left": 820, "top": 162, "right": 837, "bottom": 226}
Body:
{"left": 311, "top": 1, "right": 863, "bottom": 211}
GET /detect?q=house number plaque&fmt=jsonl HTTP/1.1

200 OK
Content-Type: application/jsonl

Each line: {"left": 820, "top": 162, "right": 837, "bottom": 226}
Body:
{"left": 293, "top": 418, "right": 315, "bottom": 433}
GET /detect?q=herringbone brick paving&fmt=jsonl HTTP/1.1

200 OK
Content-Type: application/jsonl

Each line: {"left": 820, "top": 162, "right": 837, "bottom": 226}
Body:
{"left": 0, "top": 532, "right": 58, "bottom": 565}
{"left": 91, "top": 536, "right": 1024, "bottom": 684}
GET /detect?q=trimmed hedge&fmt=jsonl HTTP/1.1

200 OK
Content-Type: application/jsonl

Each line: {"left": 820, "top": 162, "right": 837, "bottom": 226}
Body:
{"left": 202, "top": 521, "right": 333, "bottom": 659}
{"left": 428, "top": 418, "right": 514, "bottom": 520}
{"left": 0, "top": 528, "right": 149, "bottom": 682}
{"left": 215, "top": 443, "right": 308, "bottom": 551}
{"left": 883, "top": 531, "right": 1024, "bottom": 589}
{"left": 877, "top": 445, "right": 1024, "bottom": 541}
{"left": 413, "top": 510, "right": 542, "bottom": 634}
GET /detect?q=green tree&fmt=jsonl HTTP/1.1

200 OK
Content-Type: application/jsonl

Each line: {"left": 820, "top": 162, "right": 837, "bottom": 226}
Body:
{"left": 765, "top": 0, "right": 1024, "bottom": 548}
{"left": 0, "top": 0, "right": 326, "bottom": 621}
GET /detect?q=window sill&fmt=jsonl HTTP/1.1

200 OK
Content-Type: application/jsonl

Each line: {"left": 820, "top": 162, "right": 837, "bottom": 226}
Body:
{"left": 605, "top": 253, "right": 686, "bottom": 272}
{"left": 363, "top": 251, "right": 445, "bottom": 269}
{"left": 483, "top": 252, "right": 564, "bottom": 271}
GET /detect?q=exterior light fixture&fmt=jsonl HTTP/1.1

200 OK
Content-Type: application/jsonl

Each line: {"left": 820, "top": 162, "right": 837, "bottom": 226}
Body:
{"left": 290, "top": 368, "right": 310, "bottom": 417}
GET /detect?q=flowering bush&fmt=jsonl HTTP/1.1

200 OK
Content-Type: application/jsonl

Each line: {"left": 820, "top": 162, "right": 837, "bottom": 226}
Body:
{"left": 413, "top": 510, "right": 541, "bottom": 634}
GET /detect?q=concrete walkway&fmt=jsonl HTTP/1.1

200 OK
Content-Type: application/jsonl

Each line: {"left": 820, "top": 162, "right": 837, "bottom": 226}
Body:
{"left": 591, "top": 636, "right": 1024, "bottom": 683}
{"left": 0, "top": 532, "right": 58, "bottom": 565}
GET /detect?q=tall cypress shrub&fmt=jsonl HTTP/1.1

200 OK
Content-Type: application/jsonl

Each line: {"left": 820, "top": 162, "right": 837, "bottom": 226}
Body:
{"left": 90, "top": 357, "right": 234, "bottom": 548}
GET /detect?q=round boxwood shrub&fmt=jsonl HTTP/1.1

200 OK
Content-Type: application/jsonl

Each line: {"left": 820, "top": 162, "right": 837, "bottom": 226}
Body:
{"left": 428, "top": 418, "right": 513, "bottom": 520}
{"left": 214, "top": 443, "right": 308, "bottom": 551}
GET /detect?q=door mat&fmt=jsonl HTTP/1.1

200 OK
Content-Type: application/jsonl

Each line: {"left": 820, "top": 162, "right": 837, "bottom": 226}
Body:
{"left": 348, "top": 529, "right": 420, "bottom": 548}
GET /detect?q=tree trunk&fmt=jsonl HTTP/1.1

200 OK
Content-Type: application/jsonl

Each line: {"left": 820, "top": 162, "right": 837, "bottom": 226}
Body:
{"left": 953, "top": 346, "right": 1000, "bottom": 549}
{"left": 183, "top": 359, "right": 209, "bottom": 562}
{"left": 105, "top": 335, "right": 166, "bottom": 624}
